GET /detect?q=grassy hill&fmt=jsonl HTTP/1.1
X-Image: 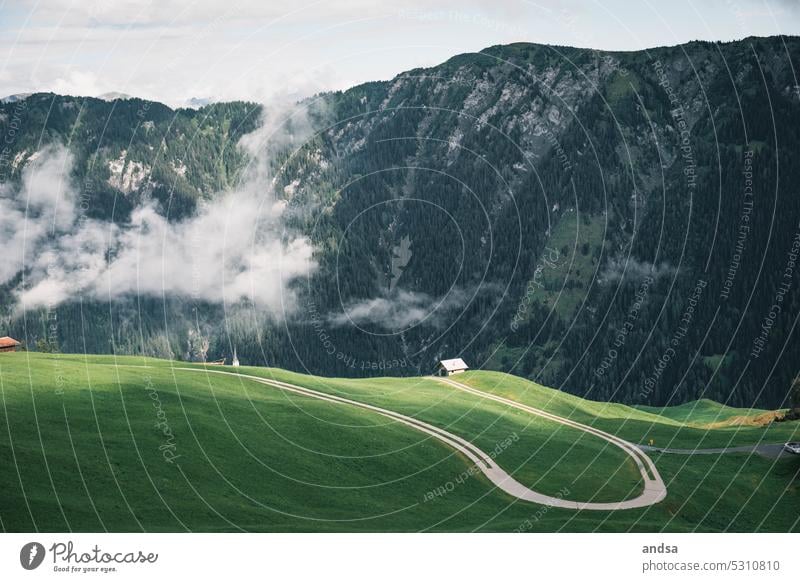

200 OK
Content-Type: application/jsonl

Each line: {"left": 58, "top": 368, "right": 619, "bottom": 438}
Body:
{"left": 0, "top": 353, "right": 797, "bottom": 532}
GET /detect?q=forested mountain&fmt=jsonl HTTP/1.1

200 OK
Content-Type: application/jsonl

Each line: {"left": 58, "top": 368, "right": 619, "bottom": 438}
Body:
{"left": 2, "top": 35, "right": 799, "bottom": 408}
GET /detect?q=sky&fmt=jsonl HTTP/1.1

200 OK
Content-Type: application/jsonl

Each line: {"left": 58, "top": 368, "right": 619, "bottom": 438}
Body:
{"left": 1, "top": 0, "right": 799, "bottom": 107}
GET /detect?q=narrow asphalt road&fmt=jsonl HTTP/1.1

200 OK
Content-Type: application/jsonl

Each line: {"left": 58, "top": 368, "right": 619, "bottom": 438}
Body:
{"left": 433, "top": 376, "right": 667, "bottom": 510}
{"left": 640, "top": 443, "right": 789, "bottom": 459}
{"left": 177, "top": 367, "right": 666, "bottom": 511}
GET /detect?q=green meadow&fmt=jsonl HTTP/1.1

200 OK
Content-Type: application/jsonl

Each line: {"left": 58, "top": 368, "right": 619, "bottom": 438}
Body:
{"left": 0, "top": 353, "right": 797, "bottom": 532}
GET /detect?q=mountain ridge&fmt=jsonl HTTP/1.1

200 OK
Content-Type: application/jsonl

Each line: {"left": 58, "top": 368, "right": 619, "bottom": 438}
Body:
{"left": 2, "top": 35, "right": 800, "bottom": 408}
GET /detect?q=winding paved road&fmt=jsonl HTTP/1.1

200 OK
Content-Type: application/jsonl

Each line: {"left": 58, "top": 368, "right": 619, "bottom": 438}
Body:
{"left": 434, "top": 376, "right": 667, "bottom": 510}
{"left": 178, "top": 368, "right": 667, "bottom": 510}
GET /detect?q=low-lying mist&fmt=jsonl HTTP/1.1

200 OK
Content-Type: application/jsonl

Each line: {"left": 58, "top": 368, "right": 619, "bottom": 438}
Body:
{"left": 1, "top": 106, "right": 317, "bottom": 318}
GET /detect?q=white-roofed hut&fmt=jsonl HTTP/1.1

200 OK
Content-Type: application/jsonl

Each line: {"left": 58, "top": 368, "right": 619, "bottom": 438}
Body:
{"left": 435, "top": 358, "right": 469, "bottom": 376}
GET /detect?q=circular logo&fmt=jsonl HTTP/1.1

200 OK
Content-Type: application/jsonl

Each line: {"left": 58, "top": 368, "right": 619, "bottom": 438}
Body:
{"left": 19, "top": 542, "right": 46, "bottom": 570}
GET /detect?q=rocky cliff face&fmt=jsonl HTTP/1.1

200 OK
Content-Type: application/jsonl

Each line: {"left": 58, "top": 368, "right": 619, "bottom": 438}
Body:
{"left": 2, "top": 36, "right": 800, "bottom": 407}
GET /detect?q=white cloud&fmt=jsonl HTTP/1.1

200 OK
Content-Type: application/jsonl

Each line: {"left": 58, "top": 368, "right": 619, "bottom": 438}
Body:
{"left": 6, "top": 106, "right": 317, "bottom": 316}
{"left": 329, "top": 286, "right": 476, "bottom": 332}
{"left": 50, "top": 70, "right": 103, "bottom": 99}
{"left": 0, "top": 144, "right": 75, "bottom": 285}
{"left": 601, "top": 257, "right": 675, "bottom": 283}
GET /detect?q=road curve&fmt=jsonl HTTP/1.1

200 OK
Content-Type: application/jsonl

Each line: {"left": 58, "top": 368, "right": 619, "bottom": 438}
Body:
{"left": 434, "top": 376, "right": 667, "bottom": 510}
{"left": 178, "top": 367, "right": 666, "bottom": 510}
